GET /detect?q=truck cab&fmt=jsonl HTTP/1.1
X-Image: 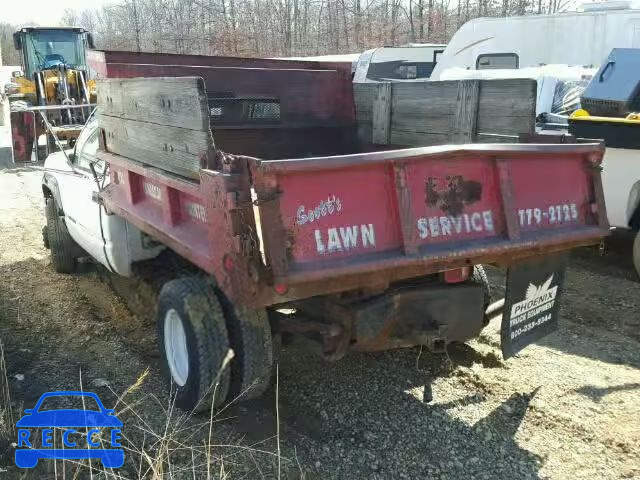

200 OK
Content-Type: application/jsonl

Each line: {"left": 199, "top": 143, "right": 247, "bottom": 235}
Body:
{"left": 42, "top": 117, "right": 163, "bottom": 275}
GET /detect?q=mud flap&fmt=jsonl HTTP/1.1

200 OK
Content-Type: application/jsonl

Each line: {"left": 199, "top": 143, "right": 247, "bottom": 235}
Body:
{"left": 501, "top": 253, "right": 569, "bottom": 359}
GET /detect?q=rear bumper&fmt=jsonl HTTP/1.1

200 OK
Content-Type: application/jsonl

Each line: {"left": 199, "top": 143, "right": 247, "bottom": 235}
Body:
{"left": 267, "top": 226, "right": 606, "bottom": 306}
{"left": 348, "top": 281, "right": 486, "bottom": 352}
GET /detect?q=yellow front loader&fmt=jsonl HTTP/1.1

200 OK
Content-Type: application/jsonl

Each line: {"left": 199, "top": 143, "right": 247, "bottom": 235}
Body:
{"left": 6, "top": 27, "right": 96, "bottom": 162}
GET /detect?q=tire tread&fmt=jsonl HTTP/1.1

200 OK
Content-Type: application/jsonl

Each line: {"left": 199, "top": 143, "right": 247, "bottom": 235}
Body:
{"left": 45, "top": 198, "right": 76, "bottom": 273}
{"left": 216, "top": 290, "right": 274, "bottom": 401}
{"left": 157, "top": 277, "right": 231, "bottom": 411}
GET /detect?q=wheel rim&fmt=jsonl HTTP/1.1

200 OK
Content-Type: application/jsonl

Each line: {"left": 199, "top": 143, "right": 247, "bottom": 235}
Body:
{"left": 164, "top": 309, "right": 189, "bottom": 387}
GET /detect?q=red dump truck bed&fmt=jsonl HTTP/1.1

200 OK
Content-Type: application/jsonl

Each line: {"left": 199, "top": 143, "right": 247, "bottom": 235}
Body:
{"left": 101, "top": 142, "right": 607, "bottom": 307}
{"left": 95, "top": 73, "right": 608, "bottom": 369}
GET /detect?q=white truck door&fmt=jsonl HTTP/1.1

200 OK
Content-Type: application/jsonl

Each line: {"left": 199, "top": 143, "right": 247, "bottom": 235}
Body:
{"left": 62, "top": 127, "right": 109, "bottom": 264}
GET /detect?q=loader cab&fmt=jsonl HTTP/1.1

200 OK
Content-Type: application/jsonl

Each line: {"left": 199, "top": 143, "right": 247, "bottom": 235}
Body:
{"left": 13, "top": 27, "right": 94, "bottom": 79}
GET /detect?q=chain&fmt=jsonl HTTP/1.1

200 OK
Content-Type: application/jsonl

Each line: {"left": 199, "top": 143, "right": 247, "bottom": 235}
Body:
{"left": 237, "top": 206, "right": 260, "bottom": 258}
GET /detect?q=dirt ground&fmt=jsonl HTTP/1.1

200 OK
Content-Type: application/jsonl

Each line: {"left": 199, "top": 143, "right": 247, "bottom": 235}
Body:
{"left": 0, "top": 124, "right": 639, "bottom": 479}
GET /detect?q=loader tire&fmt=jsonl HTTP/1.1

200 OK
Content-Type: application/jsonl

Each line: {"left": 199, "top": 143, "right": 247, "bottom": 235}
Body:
{"left": 215, "top": 289, "right": 274, "bottom": 401}
{"left": 156, "top": 277, "right": 232, "bottom": 412}
{"left": 633, "top": 231, "right": 640, "bottom": 280}
{"left": 45, "top": 198, "right": 76, "bottom": 273}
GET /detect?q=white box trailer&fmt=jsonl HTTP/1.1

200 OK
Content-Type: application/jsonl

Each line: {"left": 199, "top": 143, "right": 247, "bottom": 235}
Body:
{"left": 431, "top": 1, "right": 640, "bottom": 80}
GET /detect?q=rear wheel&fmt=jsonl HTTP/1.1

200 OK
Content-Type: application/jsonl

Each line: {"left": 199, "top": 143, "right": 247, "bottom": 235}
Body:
{"left": 216, "top": 289, "right": 274, "bottom": 401}
{"left": 471, "top": 265, "right": 491, "bottom": 305}
{"left": 44, "top": 198, "right": 76, "bottom": 273}
{"left": 156, "top": 277, "right": 232, "bottom": 411}
{"left": 633, "top": 231, "right": 640, "bottom": 279}
{"left": 470, "top": 265, "right": 491, "bottom": 325}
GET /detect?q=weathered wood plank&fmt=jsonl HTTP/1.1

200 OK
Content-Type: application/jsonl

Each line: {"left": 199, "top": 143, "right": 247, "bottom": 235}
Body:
{"left": 391, "top": 115, "right": 455, "bottom": 136}
{"left": 356, "top": 78, "right": 537, "bottom": 147}
{"left": 390, "top": 130, "right": 449, "bottom": 147}
{"left": 452, "top": 80, "right": 480, "bottom": 143}
{"left": 392, "top": 81, "right": 460, "bottom": 100}
{"left": 100, "top": 115, "right": 213, "bottom": 180}
{"left": 392, "top": 98, "right": 464, "bottom": 117}
{"left": 476, "top": 79, "right": 536, "bottom": 135}
{"left": 97, "top": 77, "right": 210, "bottom": 131}
{"left": 357, "top": 124, "right": 373, "bottom": 144}
{"left": 354, "top": 83, "right": 377, "bottom": 143}
{"left": 372, "top": 83, "right": 392, "bottom": 145}
{"left": 476, "top": 116, "right": 534, "bottom": 136}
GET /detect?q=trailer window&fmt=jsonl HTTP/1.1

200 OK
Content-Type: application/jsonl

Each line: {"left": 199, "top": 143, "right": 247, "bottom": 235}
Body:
{"left": 476, "top": 53, "right": 519, "bottom": 70}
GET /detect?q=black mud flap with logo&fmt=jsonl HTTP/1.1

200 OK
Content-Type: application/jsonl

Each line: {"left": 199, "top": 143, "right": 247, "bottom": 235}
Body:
{"left": 501, "top": 253, "right": 569, "bottom": 359}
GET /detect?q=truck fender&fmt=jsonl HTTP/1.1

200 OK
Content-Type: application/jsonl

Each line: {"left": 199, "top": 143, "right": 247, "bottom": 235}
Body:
{"left": 42, "top": 173, "right": 63, "bottom": 214}
{"left": 627, "top": 181, "right": 640, "bottom": 231}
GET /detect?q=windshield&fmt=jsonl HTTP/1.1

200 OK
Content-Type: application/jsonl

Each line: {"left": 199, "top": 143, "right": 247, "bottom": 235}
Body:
{"left": 23, "top": 29, "right": 86, "bottom": 78}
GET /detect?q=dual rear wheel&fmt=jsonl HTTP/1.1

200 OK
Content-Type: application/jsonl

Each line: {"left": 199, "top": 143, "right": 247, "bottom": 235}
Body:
{"left": 156, "top": 277, "right": 274, "bottom": 411}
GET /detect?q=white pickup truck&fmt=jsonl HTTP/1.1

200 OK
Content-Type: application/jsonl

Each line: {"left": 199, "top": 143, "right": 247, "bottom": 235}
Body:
{"left": 41, "top": 116, "right": 164, "bottom": 275}
{"left": 568, "top": 112, "right": 640, "bottom": 277}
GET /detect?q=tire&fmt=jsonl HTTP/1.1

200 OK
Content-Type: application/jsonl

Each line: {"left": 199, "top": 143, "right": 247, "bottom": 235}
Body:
{"left": 470, "top": 265, "right": 491, "bottom": 305}
{"left": 633, "top": 231, "right": 640, "bottom": 280}
{"left": 215, "top": 289, "right": 274, "bottom": 401}
{"left": 44, "top": 198, "right": 76, "bottom": 273}
{"left": 470, "top": 265, "right": 491, "bottom": 325}
{"left": 156, "top": 277, "right": 232, "bottom": 411}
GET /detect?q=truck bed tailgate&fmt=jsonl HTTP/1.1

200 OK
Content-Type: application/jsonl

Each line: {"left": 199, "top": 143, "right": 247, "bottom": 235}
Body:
{"left": 252, "top": 143, "right": 607, "bottom": 282}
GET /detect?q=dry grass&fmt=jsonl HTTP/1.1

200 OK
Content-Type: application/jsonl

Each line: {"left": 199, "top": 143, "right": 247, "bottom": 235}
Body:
{"left": 0, "top": 341, "right": 16, "bottom": 442}
{"left": 0, "top": 346, "right": 285, "bottom": 479}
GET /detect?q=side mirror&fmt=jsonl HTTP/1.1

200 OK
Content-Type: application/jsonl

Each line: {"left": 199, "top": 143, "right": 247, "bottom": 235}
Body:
{"left": 23, "top": 408, "right": 34, "bottom": 415}
{"left": 105, "top": 408, "right": 115, "bottom": 415}
{"left": 86, "top": 33, "right": 95, "bottom": 49}
{"left": 68, "top": 152, "right": 76, "bottom": 163}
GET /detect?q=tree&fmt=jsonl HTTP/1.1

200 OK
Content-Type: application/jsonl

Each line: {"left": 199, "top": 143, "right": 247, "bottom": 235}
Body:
{"left": 59, "top": 0, "right": 573, "bottom": 58}
{"left": 1, "top": 23, "right": 21, "bottom": 67}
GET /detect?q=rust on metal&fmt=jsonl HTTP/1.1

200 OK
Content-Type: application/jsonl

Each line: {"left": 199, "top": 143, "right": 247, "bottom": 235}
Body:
{"left": 425, "top": 175, "right": 483, "bottom": 216}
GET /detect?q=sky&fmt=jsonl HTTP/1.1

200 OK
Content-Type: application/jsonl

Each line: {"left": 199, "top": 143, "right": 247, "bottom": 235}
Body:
{"left": 4, "top": 0, "right": 114, "bottom": 26}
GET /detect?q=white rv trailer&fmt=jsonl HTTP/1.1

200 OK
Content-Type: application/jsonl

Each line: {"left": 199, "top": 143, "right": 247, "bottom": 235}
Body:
{"left": 275, "top": 53, "right": 361, "bottom": 74}
{"left": 431, "top": 1, "right": 640, "bottom": 80}
{"left": 353, "top": 44, "right": 447, "bottom": 82}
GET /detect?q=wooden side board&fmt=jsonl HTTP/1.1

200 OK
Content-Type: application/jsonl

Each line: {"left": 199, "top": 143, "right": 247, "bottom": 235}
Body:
{"left": 97, "top": 77, "right": 214, "bottom": 180}
{"left": 354, "top": 79, "right": 537, "bottom": 147}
